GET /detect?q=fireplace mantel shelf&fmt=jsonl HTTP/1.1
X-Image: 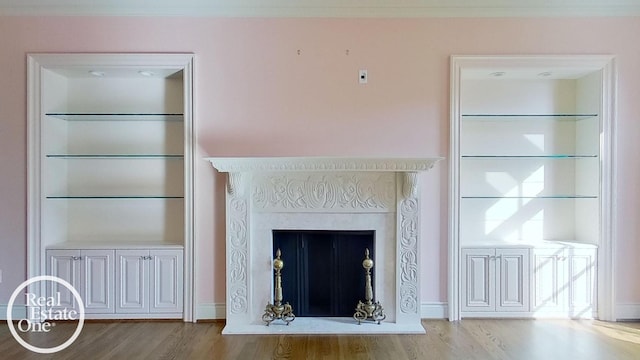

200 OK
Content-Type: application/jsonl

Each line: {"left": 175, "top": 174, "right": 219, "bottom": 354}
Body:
{"left": 206, "top": 157, "right": 443, "bottom": 173}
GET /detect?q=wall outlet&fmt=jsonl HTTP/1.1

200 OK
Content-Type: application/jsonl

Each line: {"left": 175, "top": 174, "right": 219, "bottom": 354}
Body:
{"left": 359, "top": 69, "right": 368, "bottom": 84}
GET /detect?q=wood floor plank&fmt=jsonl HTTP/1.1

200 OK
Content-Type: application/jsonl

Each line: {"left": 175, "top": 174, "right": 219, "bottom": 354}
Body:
{"left": 339, "top": 335, "right": 368, "bottom": 360}
{"left": 2, "top": 319, "right": 640, "bottom": 359}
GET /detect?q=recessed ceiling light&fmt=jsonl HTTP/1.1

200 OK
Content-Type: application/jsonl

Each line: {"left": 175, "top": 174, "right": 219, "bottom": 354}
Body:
{"left": 138, "top": 70, "right": 155, "bottom": 77}
{"left": 490, "top": 71, "right": 506, "bottom": 77}
{"left": 538, "top": 71, "right": 553, "bottom": 77}
{"left": 89, "top": 70, "right": 105, "bottom": 77}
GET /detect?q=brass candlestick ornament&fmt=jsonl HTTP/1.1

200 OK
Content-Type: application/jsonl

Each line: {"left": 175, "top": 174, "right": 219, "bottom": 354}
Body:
{"left": 353, "top": 248, "right": 386, "bottom": 324}
{"left": 262, "top": 249, "right": 295, "bottom": 326}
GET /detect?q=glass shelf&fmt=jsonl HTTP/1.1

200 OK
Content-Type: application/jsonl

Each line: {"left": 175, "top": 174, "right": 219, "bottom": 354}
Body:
{"left": 46, "top": 154, "right": 184, "bottom": 159}
{"left": 46, "top": 113, "right": 183, "bottom": 121}
{"left": 461, "top": 155, "right": 598, "bottom": 159}
{"left": 461, "top": 114, "right": 597, "bottom": 121}
{"left": 462, "top": 195, "right": 598, "bottom": 199}
{"left": 47, "top": 196, "right": 184, "bottom": 199}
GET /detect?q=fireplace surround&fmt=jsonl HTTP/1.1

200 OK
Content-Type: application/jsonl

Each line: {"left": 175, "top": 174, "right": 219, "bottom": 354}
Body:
{"left": 207, "top": 157, "right": 442, "bottom": 334}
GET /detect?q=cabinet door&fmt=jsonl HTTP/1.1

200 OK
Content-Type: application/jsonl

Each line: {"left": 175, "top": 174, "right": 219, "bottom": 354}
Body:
{"left": 46, "top": 250, "right": 82, "bottom": 314}
{"left": 83, "top": 250, "right": 115, "bottom": 314}
{"left": 116, "top": 250, "right": 149, "bottom": 313}
{"left": 150, "top": 249, "right": 183, "bottom": 313}
{"left": 496, "top": 249, "right": 529, "bottom": 312}
{"left": 461, "top": 249, "right": 495, "bottom": 312}
{"left": 532, "top": 248, "right": 566, "bottom": 313}
{"left": 567, "top": 248, "right": 596, "bottom": 317}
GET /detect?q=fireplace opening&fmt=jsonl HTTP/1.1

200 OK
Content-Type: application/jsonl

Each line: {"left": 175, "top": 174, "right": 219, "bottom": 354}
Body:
{"left": 272, "top": 230, "right": 375, "bottom": 317}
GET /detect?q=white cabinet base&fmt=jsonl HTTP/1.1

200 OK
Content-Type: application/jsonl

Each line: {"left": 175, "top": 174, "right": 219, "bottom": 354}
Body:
{"left": 116, "top": 249, "right": 184, "bottom": 316}
{"left": 461, "top": 244, "right": 596, "bottom": 319}
{"left": 461, "top": 248, "right": 530, "bottom": 316}
{"left": 47, "top": 249, "right": 114, "bottom": 315}
{"left": 533, "top": 246, "right": 597, "bottom": 319}
{"left": 47, "top": 246, "right": 183, "bottom": 319}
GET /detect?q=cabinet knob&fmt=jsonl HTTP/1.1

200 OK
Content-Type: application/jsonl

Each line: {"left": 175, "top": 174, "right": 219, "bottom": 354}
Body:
{"left": 72, "top": 256, "right": 82, "bottom": 260}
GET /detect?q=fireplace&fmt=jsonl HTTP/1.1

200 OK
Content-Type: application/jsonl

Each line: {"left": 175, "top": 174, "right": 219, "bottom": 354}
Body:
{"left": 273, "top": 230, "right": 374, "bottom": 317}
{"left": 206, "top": 157, "right": 442, "bottom": 334}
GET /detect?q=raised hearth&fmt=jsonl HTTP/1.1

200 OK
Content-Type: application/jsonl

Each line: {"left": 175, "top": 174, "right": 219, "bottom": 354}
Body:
{"left": 206, "top": 157, "right": 442, "bottom": 334}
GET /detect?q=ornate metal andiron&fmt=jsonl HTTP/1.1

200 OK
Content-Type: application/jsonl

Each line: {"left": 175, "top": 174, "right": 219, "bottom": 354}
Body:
{"left": 354, "top": 248, "right": 386, "bottom": 325}
{"left": 262, "top": 249, "right": 295, "bottom": 326}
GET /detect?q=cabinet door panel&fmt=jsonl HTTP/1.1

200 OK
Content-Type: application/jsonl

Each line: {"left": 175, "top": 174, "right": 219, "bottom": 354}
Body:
{"left": 83, "top": 250, "right": 114, "bottom": 314}
{"left": 568, "top": 250, "right": 596, "bottom": 316}
{"left": 47, "top": 250, "right": 82, "bottom": 313}
{"left": 462, "top": 249, "right": 494, "bottom": 311}
{"left": 533, "top": 249, "right": 565, "bottom": 312}
{"left": 116, "top": 250, "right": 149, "bottom": 313}
{"left": 150, "top": 250, "right": 183, "bottom": 313}
{"left": 497, "top": 249, "right": 529, "bottom": 311}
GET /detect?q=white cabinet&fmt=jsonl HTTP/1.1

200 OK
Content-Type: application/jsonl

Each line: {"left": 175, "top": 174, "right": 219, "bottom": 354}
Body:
{"left": 116, "top": 249, "right": 183, "bottom": 315}
{"left": 532, "top": 246, "right": 597, "bottom": 318}
{"left": 46, "top": 249, "right": 114, "bottom": 314}
{"left": 461, "top": 248, "right": 530, "bottom": 315}
{"left": 47, "top": 247, "right": 183, "bottom": 319}
{"left": 461, "top": 245, "right": 596, "bottom": 319}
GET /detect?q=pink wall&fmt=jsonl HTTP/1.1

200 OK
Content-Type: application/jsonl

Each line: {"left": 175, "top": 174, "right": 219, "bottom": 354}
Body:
{"left": 1, "top": 16, "right": 639, "bottom": 311}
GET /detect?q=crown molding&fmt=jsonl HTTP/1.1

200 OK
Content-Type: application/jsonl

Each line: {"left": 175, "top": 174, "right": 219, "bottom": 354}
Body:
{"left": 1, "top": 3, "right": 640, "bottom": 17}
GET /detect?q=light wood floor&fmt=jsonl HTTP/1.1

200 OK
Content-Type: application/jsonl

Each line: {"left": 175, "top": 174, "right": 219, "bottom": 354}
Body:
{"left": 1, "top": 319, "right": 640, "bottom": 359}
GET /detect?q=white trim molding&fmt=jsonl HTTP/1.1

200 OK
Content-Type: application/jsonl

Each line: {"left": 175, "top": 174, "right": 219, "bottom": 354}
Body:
{"left": 615, "top": 304, "right": 640, "bottom": 320}
{"left": 420, "top": 302, "right": 449, "bottom": 319}
{"left": 1, "top": 1, "right": 639, "bottom": 18}
{"left": 1, "top": 304, "right": 27, "bottom": 321}
{"left": 207, "top": 157, "right": 440, "bottom": 173}
{"left": 197, "top": 303, "right": 227, "bottom": 320}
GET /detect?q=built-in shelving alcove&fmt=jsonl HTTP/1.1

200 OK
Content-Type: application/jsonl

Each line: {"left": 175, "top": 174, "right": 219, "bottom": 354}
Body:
{"left": 27, "top": 53, "right": 195, "bottom": 321}
{"left": 449, "top": 55, "right": 616, "bottom": 321}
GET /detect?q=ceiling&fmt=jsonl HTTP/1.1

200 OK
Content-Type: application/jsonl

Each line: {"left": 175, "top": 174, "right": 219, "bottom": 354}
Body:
{"left": 1, "top": 0, "right": 639, "bottom": 17}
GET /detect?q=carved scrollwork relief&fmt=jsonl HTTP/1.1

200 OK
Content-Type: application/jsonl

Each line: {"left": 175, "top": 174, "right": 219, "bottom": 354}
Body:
{"left": 227, "top": 196, "right": 249, "bottom": 314}
{"left": 399, "top": 197, "right": 419, "bottom": 314}
{"left": 229, "top": 284, "right": 248, "bottom": 314}
{"left": 227, "top": 172, "right": 244, "bottom": 196}
{"left": 402, "top": 172, "right": 418, "bottom": 198}
{"left": 252, "top": 173, "right": 395, "bottom": 212}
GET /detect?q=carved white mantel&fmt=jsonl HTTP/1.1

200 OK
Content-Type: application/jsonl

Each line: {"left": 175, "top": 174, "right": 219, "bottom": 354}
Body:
{"left": 207, "top": 157, "right": 442, "bottom": 334}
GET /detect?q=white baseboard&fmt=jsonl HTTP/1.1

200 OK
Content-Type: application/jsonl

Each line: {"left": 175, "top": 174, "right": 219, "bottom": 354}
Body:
{"left": 0, "top": 305, "right": 27, "bottom": 320}
{"left": 616, "top": 303, "right": 640, "bottom": 320}
{"left": 196, "top": 303, "right": 226, "bottom": 320}
{"left": 420, "top": 302, "right": 448, "bottom": 319}
{"left": 195, "top": 302, "right": 449, "bottom": 320}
